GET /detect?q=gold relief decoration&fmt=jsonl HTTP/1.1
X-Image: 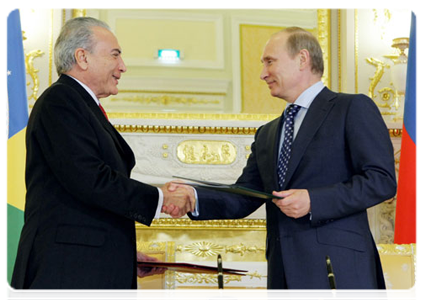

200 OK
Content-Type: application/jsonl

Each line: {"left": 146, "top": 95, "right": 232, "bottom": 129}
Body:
{"left": 378, "top": 87, "right": 398, "bottom": 109}
{"left": 115, "top": 124, "right": 400, "bottom": 139}
{"left": 365, "top": 57, "right": 405, "bottom": 119}
{"left": 137, "top": 241, "right": 175, "bottom": 254}
{"left": 136, "top": 218, "right": 267, "bottom": 230}
{"left": 366, "top": 57, "right": 388, "bottom": 102}
{"left": 115, "top": 124, "right": 259, "bottom": 135}
{"left": 175, "top": 273, "right": 242, "bottom": 285}
{"left": 177, "top": 140, "right": 237, "bottom": 165}
{"left": 177, "top": 241, "right": 265, "bottom": 258}
{"left": 25, "top": 49, "right": 44, "bottom": 101}
{"left": 175, "top": 271, "right": 265, "bottom": 285}
{"left": 372, "top": 9, "right": 392, "bottom": 40}
{"left": 181, "top": 241, "right": 224, "bottom": 258}
{"left": 225, "top": 243, "right": 265, "bottom": 257}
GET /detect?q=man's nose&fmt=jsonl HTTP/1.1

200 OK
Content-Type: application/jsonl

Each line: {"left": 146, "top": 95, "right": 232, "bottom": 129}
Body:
{"left": 260, "top": 67, "right": 268, "bottom": 81}
{"left": 119, "top": 57, "right": 127, "bottom": 73}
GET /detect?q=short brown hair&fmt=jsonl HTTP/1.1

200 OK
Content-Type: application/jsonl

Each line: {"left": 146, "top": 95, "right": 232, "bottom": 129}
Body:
{"left": 282, "top": 27, "right": 324, "bottom": 76}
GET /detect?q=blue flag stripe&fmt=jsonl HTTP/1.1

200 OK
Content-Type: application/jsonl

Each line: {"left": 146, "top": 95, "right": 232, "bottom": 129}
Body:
{"left": 403, "top": 12, "right": 416, "bottom": 144}
{"left": 7, "top": 9, "right": 29, "bottom": 139}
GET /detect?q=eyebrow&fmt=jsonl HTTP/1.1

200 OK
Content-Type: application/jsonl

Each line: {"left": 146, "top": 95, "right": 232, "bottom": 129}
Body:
{"left": 261, "top": 55, "right": 276, "bottom": 63}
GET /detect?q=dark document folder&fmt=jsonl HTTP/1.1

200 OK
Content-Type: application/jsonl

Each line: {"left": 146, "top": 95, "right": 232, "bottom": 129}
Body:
{"left": 137, "top": 261, "right": 247, "bottom": 275}
{"left": 172, "top": 175, "right": 282, "bottom": 200}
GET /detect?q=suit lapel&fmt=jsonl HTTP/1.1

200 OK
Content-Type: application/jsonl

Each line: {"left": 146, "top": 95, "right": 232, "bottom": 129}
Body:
{"left": 59, "top": 75, "right": 135, "bottom": 168}
{"left": 270, "top": 115, "right": 285, "bottom": 189}
{"left": 281, "top": 87, "right": 337, "bottom": 188}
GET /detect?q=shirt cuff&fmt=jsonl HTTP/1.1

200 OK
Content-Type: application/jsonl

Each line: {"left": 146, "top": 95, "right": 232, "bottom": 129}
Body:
{"left": 190, "top": 188, "right": 200, "bottom": 217}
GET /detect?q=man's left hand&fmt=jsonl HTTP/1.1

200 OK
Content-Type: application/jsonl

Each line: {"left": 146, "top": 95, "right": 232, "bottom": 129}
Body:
{"left": 272, "top": 189, "right": 311, "bottom": 219}
{"left": 136, "top": 252, "right": 166, "bottom": 278}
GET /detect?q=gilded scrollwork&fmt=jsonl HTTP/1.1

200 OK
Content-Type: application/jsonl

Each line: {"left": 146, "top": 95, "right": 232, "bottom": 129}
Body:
{"left": 366, "top": 57, "right": 388, "bottom": 104}
{"left": 175, "top": 273, "right": 242, "bottom": 285}
{"left": 225, "top": 243, "right": 265, "bottom": 256}
{"left": 175, "top": 271, "right": 265, "bottom": 285}
{"left": 138, "top": 218, "right": 267, "bottom": 230}
{"left": 116, "top": 124, "right": 401, "bottom": 137}
{"left": 25, "top": 49, "right": 44, "bottom": 101}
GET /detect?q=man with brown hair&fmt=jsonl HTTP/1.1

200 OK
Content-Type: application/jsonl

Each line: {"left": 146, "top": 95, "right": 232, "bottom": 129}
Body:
{"left": 170, "top": 27, "right": 397, "bottom": 289}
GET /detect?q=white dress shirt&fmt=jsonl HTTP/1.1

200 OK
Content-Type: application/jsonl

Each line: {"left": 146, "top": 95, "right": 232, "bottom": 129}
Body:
{"left": 278, "top": 81, "right": 325, "bottom": 155}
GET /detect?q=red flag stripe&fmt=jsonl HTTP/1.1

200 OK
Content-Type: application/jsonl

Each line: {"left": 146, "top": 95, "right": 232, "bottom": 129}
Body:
{"left": 394, "top": 126, "right": 416, "bottom": 244}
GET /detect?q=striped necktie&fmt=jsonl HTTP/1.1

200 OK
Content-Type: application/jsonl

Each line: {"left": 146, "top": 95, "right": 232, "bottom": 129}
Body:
{"left": 277, "top": 104, "right": 301, "bottom": 188}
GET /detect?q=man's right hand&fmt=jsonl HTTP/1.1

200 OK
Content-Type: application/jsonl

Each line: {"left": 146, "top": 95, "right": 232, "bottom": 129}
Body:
{"left": 159, "top": 181, "right": 195, "bottom": 218}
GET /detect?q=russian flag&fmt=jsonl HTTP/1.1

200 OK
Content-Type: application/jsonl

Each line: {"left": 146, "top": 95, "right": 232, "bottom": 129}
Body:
{"left": 7, "top": 9, "right": 29, "bottom": 284}
{"left": 394, "top": 12, "right": 416, "bottom": 244}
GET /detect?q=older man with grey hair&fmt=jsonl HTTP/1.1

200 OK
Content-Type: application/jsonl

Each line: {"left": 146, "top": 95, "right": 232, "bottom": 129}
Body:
{"left": 11, "top": 17, "right": 193, "bottom": 289}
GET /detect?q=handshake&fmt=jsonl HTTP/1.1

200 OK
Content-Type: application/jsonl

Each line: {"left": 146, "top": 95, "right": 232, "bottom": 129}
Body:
{"left": 159, "top": 182, "right": 196, "bottom": 218}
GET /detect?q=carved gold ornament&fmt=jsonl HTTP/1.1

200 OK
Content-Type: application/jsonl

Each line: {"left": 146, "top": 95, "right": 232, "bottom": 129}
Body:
{"left": 177, "top": 140, "right": 237, "bottom": 165}
{"left": 175, "top": 273, "right": 241, "bottom": 285}
{"left": 226, "top": 243, "right": 265, "bottom": 256}
{"left": 25, "top": 49, "right": 44, "bottom": 101}
{"left": 181, "top": 241, "right": 224, "bottom": 258}
{"left": 366, "top": 57, "right": 388, "bottom": 102}
{"left": 176, "top": 241, "right": 265, "bottom": 258}
{"left": 175, "top": 270, "right": 265, "bottom": 285}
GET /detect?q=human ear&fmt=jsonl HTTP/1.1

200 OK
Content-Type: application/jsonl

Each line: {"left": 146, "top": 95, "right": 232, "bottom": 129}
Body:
{"left": 74, "top": 48, "right": 88, "bottom": 70}
{"left": 298, "top": 49, "right": 310, "bottom": 69}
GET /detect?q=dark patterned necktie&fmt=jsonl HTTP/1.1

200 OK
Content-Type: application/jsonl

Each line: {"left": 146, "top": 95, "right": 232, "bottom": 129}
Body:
{"left": 277, "top": 104, "right": 301, "bottom": 188}
{"left": 99, "top": 103, "right": 108, "bottom": 121}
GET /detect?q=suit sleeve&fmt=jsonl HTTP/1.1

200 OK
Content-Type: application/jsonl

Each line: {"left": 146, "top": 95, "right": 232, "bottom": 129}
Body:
{"left": 189, "top": 128, "right": 266, "bottom": 220}
{"left": 32, "top": 85, "right": 159, "bottom": 225}
{"left": 308, "top": 95, "right": 397, "bottom": 226}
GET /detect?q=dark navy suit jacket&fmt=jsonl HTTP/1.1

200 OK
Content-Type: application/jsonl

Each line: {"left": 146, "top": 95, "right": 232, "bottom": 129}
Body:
{"left": 12, "top": 75, "right": 159, "bottom": 289}
{"left": 190, "top": 87, "right": 397, "bottom": 289}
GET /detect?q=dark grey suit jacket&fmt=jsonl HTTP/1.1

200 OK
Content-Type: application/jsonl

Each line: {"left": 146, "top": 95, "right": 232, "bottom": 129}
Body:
{"left": 11, "top": 75, "right": 159, "bottom": 289}
{"left": 190, "top": 87, "right": 397, "bottom": 289}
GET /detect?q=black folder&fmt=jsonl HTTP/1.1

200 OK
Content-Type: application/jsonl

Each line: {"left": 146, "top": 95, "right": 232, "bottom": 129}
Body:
{"left": 172, "top": 175, "right": 283, "bottom": 200}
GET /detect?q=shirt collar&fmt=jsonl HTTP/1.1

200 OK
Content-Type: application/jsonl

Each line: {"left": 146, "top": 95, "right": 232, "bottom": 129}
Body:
{"left": 291, "top": 81, "right": 325, "bottom": 109}
{"left": 66, "top": 75, "right": 100, "bottom": 106}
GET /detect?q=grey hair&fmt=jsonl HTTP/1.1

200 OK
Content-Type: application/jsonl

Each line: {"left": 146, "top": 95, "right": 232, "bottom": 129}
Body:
{"left": 54, "top": 17, "right": 111, "bottom": 75}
